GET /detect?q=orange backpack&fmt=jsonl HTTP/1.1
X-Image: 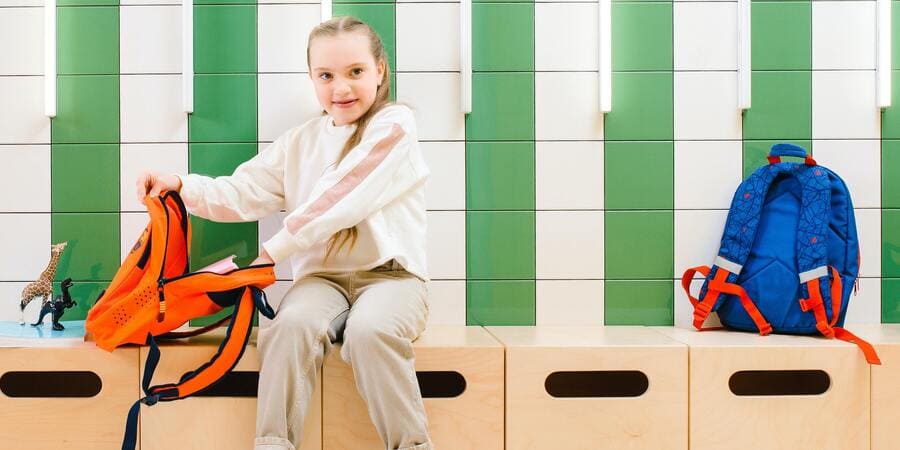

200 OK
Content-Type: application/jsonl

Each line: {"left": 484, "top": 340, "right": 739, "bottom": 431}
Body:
{"left": 85, "top": 191, "right": 277, "bottom": 450}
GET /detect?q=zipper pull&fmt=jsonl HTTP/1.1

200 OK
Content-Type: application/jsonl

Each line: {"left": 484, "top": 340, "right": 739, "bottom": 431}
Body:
{"left": 157, "top": 279, "right": 167, "bottom": 322}
{"left": 854, "top": 278, "right": 860, "bottom": 296}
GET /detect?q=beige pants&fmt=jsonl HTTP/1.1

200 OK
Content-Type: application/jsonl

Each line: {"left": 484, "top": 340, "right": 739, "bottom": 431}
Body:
{"left": 254, "top": 259, "right": 433, "bottom": 450}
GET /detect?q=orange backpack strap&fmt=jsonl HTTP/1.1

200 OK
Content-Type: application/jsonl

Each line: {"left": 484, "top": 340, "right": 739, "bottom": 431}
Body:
{"left": 682, "top": 265, "right": 772, "bottom": 335}
{"left": 121, "top": 286, "right": 275, "bottom": 450}
{"left": 799, "top": 268, "right": 881, "bottom": 365}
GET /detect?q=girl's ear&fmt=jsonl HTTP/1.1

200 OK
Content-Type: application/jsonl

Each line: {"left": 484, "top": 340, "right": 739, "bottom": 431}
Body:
{"left": 377, "top": 59, "right": 385, "bottom": 85}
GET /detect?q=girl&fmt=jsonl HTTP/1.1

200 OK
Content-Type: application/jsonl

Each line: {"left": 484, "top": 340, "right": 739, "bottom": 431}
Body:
{"left": 136, "top": 16, "right": 433, "bottom": 450}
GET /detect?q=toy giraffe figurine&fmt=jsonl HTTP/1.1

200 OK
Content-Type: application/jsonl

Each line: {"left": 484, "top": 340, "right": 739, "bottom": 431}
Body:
{"left": 19, "top": 241, "right": 68, "bottom": 325}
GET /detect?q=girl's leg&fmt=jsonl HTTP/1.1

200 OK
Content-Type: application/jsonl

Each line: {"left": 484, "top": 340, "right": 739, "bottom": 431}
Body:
{"left": 255, "top": 275, "right": 351, "bottom": 450}
{"left": 341, "top": 269, "right": 432, "bottom": 450}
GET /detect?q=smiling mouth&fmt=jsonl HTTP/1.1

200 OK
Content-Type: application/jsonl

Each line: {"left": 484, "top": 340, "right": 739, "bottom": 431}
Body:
{"left": 333, "top": 99, "right": 357, "bottom": 108}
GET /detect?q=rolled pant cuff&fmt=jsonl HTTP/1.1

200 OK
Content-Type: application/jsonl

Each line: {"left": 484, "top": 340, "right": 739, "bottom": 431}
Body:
{"left": 254, "top": 436, "right": 296, "bottom": 450}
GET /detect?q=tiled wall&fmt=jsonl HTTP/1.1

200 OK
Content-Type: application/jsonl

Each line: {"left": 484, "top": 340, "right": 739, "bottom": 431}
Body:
{"left": 0, "top": 0, "right": 897, "bottom": 328}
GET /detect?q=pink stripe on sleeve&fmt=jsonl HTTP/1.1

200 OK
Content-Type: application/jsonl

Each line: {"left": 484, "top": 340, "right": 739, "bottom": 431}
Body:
{"left": 285, "top": 123, "right": 406, "bottom": 235}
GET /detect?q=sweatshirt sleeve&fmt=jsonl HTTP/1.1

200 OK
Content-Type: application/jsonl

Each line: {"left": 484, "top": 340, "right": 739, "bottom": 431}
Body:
{"left": 261, "top": 106, "right": 426, "bottom": 263}
{"left": 174, "top": 132, "right": 288, "bottom": 223}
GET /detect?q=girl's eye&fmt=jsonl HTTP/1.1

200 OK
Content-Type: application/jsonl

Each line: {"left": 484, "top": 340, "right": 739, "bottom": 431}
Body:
{"left": 319, "top": 73, "right": 332, "bottom": 80}
{"left": 352, "top": 68, "right": 363, "bottom": 76}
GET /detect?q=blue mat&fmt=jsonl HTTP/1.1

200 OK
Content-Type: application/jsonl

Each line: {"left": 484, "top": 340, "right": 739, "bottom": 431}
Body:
{"left": 0, "top": 320, "right": 85, "bottom": 340}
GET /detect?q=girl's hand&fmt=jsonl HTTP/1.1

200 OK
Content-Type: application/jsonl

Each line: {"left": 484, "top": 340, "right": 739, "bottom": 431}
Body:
{"left": 136, "top": 171, "right": 182, "bottom": 203}
{"left": 251, "top": 249, "right": 274, "bottom": 266}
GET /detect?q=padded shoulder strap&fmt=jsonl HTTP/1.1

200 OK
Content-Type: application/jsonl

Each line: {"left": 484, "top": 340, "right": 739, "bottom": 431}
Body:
{"left": 716, "top": 159, "right": 831, "bottom": 279}
{"left": 121, "top": 286, "right": 275, "bottom": 450}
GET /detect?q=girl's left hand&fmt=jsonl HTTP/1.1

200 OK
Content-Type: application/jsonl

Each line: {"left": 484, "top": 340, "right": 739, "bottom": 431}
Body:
{"left": 251, "top": 249, "right": 274, "bottom": 266}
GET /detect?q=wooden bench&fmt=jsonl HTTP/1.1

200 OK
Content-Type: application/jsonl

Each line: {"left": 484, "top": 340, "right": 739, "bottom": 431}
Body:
{"left": 488, "top": 326, "right": 689, "bottom": 450}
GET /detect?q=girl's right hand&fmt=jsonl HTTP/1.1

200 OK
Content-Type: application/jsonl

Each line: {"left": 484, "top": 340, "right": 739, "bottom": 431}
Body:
{"left": 136, "top": 171, "right": 182, "bottom": 204}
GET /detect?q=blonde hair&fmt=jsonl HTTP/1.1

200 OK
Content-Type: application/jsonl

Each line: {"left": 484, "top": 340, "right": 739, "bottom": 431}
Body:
{"left": 307, "top": 16, "right": 393, "bottom": 262}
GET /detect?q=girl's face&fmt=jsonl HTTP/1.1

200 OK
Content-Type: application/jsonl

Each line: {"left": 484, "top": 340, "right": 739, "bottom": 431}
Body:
{"left": 309, "top": 33, "right": 385, "bottom": 127}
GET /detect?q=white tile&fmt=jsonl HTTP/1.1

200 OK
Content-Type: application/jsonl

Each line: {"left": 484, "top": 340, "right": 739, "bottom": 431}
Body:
{"left": 812, "top": 1, "right": 876, "bottom": 70}
{"left": 120, "top": 0, "right": 180, "bottom": 5}
{"left": 535, "top": 141, "right": 604, "bottom": 210}
{"left": 0, "top": 76, "right": 50, "bottom": 144}
{"left": 424, "top": 280, "right": 466, "bottom": 326}
{"left": 536, "top": 280, "right": 604, "bottom": 326}
{"left": 843, "top": 278, "right": 880, "bottom": 324}
{"left": 0, "top": 213, "right": 50, "bottom": 281}
{"left": 396, "top": 72, "right": 465, "bottom": 141}
{"left": 120, "top": 6, "right": 181, "bottom": 74}
{"left": 259, "top": 4, "right": 319, "bottom": 73}
{"left": 0, "top": 8, "right": 43, "bottom": 75}
{"left": 397, "top": 4, "right": 459, "bottom": 71}
{"left": 121, "top": 75, "right": 188, "bottom": 143}
{"left": 259, "top": 211, "right": 295, "bottom": 281}
{"left": 120, "top": 211, "right": 149, "bottom": 262}
{"left": 674, "top": 2, "right": 737, "bottom": 71}
{"left": 0, "top": 282, "right": 33, "bottom": 323}
{"left": 536, "top": 211, "right": 604, "bottom": 279}
{"left": 855, "top": 208, "right": 881, "bottom": 278}
{"left": 674, "top": 279, "right": 723, "bottom": 329}
{"left": 535, "top": 72, "right": 604, "bottom": 141}
{"left": 674, "top": 140, "right": 742, "bottom": 209}
{"left": 398, "top": 0, "right": 458, "bottom": 2}
{"left": 535, "top": 3, "right": 597, "bottom": 71}
{"left": 260, "top": 280, "right": 295, "bottom": 329}
{"left": 120, "top": 143, "right": 188, "bottom": 212}
{"left": 426, "top": 211, "right": 465, "bottom": 280}
{"left": 421, "top": 142, "right": 464, "bottom": 211}
{"left": 0, "top": 145, "right": 50, "bottom": 212}
{"left": 812, "top": 70, "right": 880, "bottom": 139}
{"left": 259, "top": 73, "right": 321, "bottom": 142}
{"left": 812, "top": 139, "right": 880, "bottom": 208}
{"left": 674, "top": 209, "right": 729, "bottom": 278}
{"left": 674, "top": 71, "right": 742, "bottom": 140}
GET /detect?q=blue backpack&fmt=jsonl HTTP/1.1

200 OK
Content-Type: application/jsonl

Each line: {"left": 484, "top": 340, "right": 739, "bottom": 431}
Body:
{"left": 682, "top": 144, "right": 880, "bottom": 364}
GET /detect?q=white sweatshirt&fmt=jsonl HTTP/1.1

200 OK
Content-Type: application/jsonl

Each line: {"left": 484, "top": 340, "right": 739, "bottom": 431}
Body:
{"left": 175, "top": 104, "right": 431, "bottom": 282}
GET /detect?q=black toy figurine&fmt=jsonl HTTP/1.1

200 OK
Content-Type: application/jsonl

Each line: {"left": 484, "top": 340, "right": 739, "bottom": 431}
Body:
{"left": 31, "top": 277, "right": 77, "bottom": 331}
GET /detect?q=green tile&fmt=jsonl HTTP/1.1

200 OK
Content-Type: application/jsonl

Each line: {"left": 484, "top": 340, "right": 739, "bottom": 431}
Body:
{"left": 51, "top": 280, "right": 107, "bottom": 321}
{"left": 885, "top": 209, "right": 900, "bottom": 278}
{"left": 332, "top": 4, "right": 397, "bottom": 72}
{"left": 335, "top": 0, "right": 394, "bottom": 3}
{"left": 51, "top": 213, "right": 119, "bottom": 282}
{"left": 894, "top": 2, "right": 900, "bottom": 70}
{"left": 882, "top": 71, "right": 900, "bottom": 139}
{"left": 604, "top": 72, "right": 673, "bottom": 141}
{"left": 466, "top": 72, "right": 534, "bottom": 141}
{"left": 190, "top": 74, "right": 257, "bottom": 142}
{"left": 884, "top": 141, "right": 900, "bottom": 208}
{"left": 605, "top": 211, "right": 673, "bottom": 279}
{"left": 604, "top": 280, "right": 674, "bottom": 326}
{"left": 611, "top": 2, "right": 673, "bottom": 71}
{"left": 473, "top": 0, "right": 531, "bottom": 3}
{"left": 52, "top": 75, "right": 119, "bottom": 144}
{"left": 57, "top": 0, "right": 117, "bottom": 6}
{"left": 742, "top": 140, "right": 813, "bottom": 178}
{"left": 390, "top": 72, "right": 396, "bottom": 102}
{"left": 189, "top": 142, "right": 258, "bottom": 177}
{"left": 57, "top": 7, "right": 118, "bottom": 75}
{"left": 752, "top": 2, "right": 811, "bottom": 71}
{"left": 742, "top": 71, "right": 811, "bottom": 141}
{"left": 604, "top": 141, "right": 673, "bottom": 210}
{"left": 195, "top": 0, "right": 254, "bottom": 4}
{"left": 51, "top": 144, "right": 119, "bottom": 213}
{"left": 472, "top": 3, "right": 534, "bottom": 72}
{"left": 194, "top": 5, "right": 257, "bottom": 74}
{"left": 466, "top": 211, "right": 535, "bottom": 280}
{"left": 188, "top": 142, "right": 260, "bottom": 270}
{"left": 884, "top": 278, "right": 900, "bottom": 323}
{"left": 466, "top": 280, "right": 535, "bottom": 326}
{"left": 466, "top": 142, "right": 535, "bottom": 210}
{"left": 189, "top": 217, "right": 259, "bottom": 272}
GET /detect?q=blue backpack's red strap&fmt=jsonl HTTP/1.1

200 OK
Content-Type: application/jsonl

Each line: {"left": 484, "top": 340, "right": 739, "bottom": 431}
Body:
{"left": 682, "top": 265, "right": 771, "bottom": 335}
